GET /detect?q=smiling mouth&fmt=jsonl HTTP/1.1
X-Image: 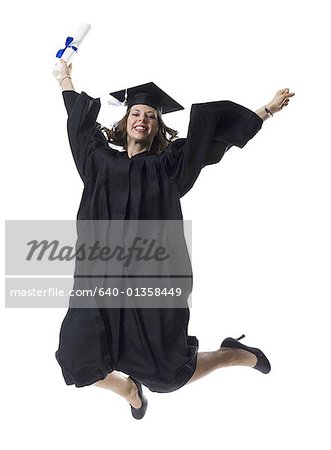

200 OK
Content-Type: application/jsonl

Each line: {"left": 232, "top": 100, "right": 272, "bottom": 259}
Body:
{"left": 134, "top": 126, "right": 148, "bottom": 133}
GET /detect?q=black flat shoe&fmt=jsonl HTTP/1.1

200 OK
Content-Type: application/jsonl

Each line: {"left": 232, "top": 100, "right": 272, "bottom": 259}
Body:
{"left": 128, "top": 376, "right": 148, "bottom": 420}
{"left": 220, "top": 334, "right": 271, "bottom": 374}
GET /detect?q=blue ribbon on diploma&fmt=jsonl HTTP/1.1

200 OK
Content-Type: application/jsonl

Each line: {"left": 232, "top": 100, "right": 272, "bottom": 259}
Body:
{"left": 56, "top": 36, "right": 78, "bottom": 58}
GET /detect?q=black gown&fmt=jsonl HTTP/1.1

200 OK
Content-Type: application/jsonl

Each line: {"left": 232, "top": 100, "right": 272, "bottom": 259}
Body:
{"left": 55, "top": 90, "right": 263, "bottom": 393}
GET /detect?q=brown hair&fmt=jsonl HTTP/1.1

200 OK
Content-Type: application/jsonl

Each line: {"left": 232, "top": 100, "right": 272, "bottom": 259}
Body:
{"left": 100, "top": 107, "right": 178, "bottom": 154}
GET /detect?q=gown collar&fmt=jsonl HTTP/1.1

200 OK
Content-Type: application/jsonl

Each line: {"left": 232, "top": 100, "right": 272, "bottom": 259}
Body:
{"left": 124, "top": 150, "right": 151, "bottom": 159}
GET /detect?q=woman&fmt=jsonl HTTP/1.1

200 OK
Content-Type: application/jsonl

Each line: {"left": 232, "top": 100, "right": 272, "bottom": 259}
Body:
{"left": 53, "top": 60, "right": 295, "bottom": 419}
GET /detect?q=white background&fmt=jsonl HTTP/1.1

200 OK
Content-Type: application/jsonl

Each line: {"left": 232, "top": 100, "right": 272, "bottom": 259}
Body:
{"left": 2, "top": 0, "right": 330, "bottom": 448}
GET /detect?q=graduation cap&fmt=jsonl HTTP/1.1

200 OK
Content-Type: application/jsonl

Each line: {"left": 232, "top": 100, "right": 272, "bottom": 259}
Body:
{"left": 108, "top": 81, "right": 184, "bottom": 115}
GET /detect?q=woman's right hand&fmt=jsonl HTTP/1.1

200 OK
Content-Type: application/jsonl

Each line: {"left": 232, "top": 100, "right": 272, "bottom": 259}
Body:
{"left": 53, "top": 59, "right": 72, "bottom": 83}
{"left": 266, "top": 88, "right": 295, "bottom": 114}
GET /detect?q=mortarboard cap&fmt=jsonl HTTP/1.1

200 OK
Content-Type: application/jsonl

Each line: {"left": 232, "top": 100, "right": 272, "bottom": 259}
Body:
{"left": 109, "top": 81, "right": 184, "bottom": 114}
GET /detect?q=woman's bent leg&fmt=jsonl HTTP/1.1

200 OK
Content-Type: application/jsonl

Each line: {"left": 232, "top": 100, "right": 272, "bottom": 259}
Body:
{"left": 186, "top": 348, "right": 257, "bottom": 384}
{"left": 94, "top": 371, "right": 142, "bottom": 408}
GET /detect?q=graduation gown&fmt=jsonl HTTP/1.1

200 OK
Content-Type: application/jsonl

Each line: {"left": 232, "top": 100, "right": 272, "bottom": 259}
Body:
{"left": 55, "top": 90, "right": 263, "bottom": 393}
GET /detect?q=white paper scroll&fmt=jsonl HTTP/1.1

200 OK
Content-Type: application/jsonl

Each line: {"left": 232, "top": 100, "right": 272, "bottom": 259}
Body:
{"left": 54, "top": 23, "right": 91, "bottom": 71}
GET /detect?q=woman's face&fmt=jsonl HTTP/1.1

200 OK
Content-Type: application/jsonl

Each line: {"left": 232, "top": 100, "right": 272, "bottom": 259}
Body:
{"left": 126, "top": 104, "right": 159, "bottom": 148}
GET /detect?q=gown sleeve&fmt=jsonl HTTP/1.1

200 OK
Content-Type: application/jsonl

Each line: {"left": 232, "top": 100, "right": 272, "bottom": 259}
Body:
{"left": 160, "top": 100, "right": 263, "bottom": 198}
{"left": 62, "top": 90, "right": 110, "bottom": 183}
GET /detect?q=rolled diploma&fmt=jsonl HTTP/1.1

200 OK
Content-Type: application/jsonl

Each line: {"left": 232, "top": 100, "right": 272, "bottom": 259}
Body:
{"left": 54, "top": 23, "right": 91, "bottom": 71}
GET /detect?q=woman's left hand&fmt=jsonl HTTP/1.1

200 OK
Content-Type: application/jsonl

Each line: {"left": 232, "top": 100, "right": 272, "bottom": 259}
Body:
{"left": 267, "top": 88, "right": 295, "bottom": 114}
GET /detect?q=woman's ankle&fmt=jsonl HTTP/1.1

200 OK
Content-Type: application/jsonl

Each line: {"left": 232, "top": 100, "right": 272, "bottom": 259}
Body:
{"left": 232, "top": 348, "right": 258, "bottom": 367}
{"left": 126, "top": 379, "right": 142, "bottom": 409}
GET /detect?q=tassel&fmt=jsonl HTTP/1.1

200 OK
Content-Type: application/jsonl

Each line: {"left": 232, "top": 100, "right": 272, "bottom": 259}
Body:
{"left": 106, "top": 88, "right": 128, "bottom": 107}
{"left": 100, "top": 94, "right": 128, "bottom": 128}
{"left": 107, "top": 95, "right": 126, "bottom": 107}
